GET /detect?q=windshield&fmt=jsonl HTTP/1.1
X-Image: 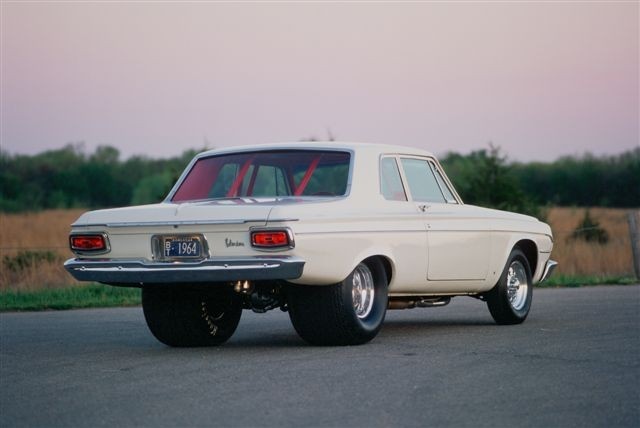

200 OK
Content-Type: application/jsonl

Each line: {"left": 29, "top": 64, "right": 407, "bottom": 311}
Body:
{"left": 171, "top": 150, "right": 351, "bottom": 202}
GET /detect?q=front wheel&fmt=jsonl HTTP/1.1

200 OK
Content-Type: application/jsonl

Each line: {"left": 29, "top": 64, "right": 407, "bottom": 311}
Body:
{"left": 142, "top": 285, "right": 242, "bottom": 347}
{"left": 287, "top": 258, "right": 388, "bottom": 346}
{"left": 485, "top": 248, "right": 533, "bottom": 325}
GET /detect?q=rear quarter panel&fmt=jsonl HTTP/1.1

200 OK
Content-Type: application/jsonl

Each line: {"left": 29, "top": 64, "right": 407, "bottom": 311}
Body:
{"left": 270, "top": 199, "right": 428, "bottom": 289}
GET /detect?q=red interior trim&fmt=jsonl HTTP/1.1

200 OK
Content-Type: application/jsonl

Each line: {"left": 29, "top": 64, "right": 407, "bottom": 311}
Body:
{"left": 294, "top": 155, "right": 321, "bottom": 196}
{"left": 246, "top": 165, "right": 260, "bottom": 196}
{"left": 226, "top": 156, "right": 255, "bottom": 197}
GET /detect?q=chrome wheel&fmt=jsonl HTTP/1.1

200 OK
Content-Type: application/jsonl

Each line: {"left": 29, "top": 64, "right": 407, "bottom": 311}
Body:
{"left": 486, "top": 248, "right": 532, "bottom": 325}
{"left": 287, "top": 258, "right": 388, "bottom": 345}
{"left": 507, "top": 260, "right": 528, "bottom": 311}
{"left": 351, "top": 263, "right": 375, "bottom": 319}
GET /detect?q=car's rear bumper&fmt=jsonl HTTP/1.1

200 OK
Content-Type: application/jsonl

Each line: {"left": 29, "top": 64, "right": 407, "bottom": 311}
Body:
{"left": 64, "top": 256, "right": 305, "bottom": 286}
{"left": 539, "top": 259, "right": 558, "bottom": 283}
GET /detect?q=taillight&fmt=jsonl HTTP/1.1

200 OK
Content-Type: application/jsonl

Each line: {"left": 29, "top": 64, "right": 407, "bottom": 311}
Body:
{"left": 251, "top": 230, "right": 292, "bottom": 249}
{"left": 70, "top": 234, "right": 109, "bottom": 253}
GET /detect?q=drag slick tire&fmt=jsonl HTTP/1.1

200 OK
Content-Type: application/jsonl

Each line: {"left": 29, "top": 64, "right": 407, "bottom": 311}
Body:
{"left": 287, "top": 258, "right": 388, "bottom": 346}
{"left": 142, "top": 285, "right": 242, "bottom": 347}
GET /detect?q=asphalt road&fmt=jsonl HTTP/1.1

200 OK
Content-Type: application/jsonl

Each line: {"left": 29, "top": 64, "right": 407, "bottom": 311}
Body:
{"left": 1, "top": 286, "right": 638, "bottom": 428}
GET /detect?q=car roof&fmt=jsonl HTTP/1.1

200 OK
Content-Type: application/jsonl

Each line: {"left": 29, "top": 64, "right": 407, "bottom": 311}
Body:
{"left": 195, "top": 142, "right": 436, "bottom": 159}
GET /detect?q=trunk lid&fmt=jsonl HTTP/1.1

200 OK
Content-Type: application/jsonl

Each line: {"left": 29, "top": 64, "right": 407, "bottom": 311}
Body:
{"left": 73, "top": 199, "right": 280, "bottom": 228}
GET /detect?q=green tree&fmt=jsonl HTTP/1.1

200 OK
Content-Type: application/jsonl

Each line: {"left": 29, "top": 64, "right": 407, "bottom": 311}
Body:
{"left": 569, "top": 210, "right": 609, "bottom": 244}
{"left": 441, "top": 144, "right": 543, "bottom": 218}
{"left": 1, "top": 143, "right": 638, "bottom": 212}
{"left": 131, "top": 172, "right": 175, "bottom": 205}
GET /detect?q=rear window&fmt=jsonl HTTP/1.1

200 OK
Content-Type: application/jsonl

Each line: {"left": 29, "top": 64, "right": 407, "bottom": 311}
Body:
{"left": 171, "top": 150, "right": 351, "bottom": 202}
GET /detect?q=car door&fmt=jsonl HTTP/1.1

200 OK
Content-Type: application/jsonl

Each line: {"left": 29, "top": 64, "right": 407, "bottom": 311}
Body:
{"left": 398, "top": 156, "right": 491, "bottom": 282}
{"left": 379, "top": 156, "right": 429, "bottom": 291}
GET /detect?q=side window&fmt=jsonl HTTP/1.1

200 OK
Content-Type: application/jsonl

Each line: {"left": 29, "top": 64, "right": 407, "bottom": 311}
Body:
{"left": 429, "top": 163, "right": 457, "bottom": 203}
{"left": 380, "top": 157, "right": 407, "bottom": 201}
{"left": 400, "top": 158, "right": 446, "bottom": 203}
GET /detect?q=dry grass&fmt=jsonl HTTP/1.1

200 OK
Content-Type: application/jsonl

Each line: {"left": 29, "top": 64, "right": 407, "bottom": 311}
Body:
{"left": 547, "top": 207, "right": 636, "bottom": 277}
{"left": 0, "top": 207, "right": 637, "bottom": 291}
{"left": 0, "top": 209, "right": 84, "bottom": 291}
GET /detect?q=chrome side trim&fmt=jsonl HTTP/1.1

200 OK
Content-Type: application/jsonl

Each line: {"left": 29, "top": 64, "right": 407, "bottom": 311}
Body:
{"left": 539, "top": 260, "right": 558, "bottom": 283}
{"left": 73, "top": 219, "right": 265, "bottom": 228}
{"left": 72, "top": 218, "right": 299, "bottom": 228}
{"left": 64, "top": 256, "right": 305, "bottom": 285}
{"left": 297, "top": 229, "right": 427, "bottom": 236}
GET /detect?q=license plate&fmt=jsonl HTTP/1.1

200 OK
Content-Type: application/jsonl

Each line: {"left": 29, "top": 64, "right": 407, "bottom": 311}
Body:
{"left": 159, "top": 236, "right": 204, "bottom": 260}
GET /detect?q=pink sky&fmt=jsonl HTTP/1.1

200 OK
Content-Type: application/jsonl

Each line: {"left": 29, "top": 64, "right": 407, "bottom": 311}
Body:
{"left": 1, "top": 2, "right": 638, "bottom": 161}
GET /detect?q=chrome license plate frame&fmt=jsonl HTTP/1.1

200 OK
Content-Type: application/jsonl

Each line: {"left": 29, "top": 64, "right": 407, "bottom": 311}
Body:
{"left": 152, "top": 234, "right": 208, "bottom": 262}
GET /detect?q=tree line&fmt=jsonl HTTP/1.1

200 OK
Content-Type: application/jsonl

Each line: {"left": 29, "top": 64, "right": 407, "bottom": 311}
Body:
{"left": 1, "top": 143, "right": 638, "bottom": 214}
{"left": 0, "top": 144, "right": 198, "bottom": 212}
{"left": 439, "top": 145, "right": 639, "bottom": 216}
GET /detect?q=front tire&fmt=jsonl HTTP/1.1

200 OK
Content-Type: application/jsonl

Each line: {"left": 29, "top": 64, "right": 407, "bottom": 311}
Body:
{"left": 287, "top": 258, "right": 388, "bottom": 346}
{"left": 486, "top": 248, "right": 533, "bottom": 325}
{"left": 142, "top": 285, "right": 242, "bottom": 347}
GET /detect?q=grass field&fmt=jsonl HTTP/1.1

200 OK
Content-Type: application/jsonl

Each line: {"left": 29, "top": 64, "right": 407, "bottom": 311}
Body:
{"left": 0, "top": 284, "right": 141, "bottom": 311}
{"left": 547, "top": 207, "right": 636, "bottom": 277}
{"left": 1, "top": 209, "right": 84, "bottom": 291}
{"left": 0, "top": 207, "right": 637, "bottom": 292}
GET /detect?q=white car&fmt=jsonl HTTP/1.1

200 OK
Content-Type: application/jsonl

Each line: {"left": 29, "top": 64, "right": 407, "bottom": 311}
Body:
{"left": 65, "top": 142, "right": 557, "bottom": 346}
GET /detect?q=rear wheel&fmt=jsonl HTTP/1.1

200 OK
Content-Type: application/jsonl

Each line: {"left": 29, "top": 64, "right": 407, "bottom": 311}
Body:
{"left": 287, "top": 258, "right": 388, "bottom": 346}
{"left": 142, "top": 285, "right": 242, "bottom": 347}
{"left": 486, "top": 248, "right": 533, "bottom": 325}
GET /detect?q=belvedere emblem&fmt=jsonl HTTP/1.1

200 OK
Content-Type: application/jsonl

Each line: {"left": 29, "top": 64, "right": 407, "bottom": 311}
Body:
{"left": 225, "top": 238, "right": 245, "bottom": 248}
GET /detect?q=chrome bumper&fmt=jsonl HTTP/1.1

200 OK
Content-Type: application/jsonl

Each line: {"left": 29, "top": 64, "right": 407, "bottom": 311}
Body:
{"left": 64, "top": 256, "right": 305, "bottom": 286}
{"left": 539, "top": 259, "right": 558, "bottom": 283}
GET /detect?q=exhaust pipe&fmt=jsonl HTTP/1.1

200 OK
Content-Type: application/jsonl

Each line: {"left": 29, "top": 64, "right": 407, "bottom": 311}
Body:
{"left": 388, "top": 300, "right": 416, "bottom": 310}
{"left": 388, "top": 296, "right": 451, "bottom": 310}
{"left": 233, "top": 280, "right": 254, "bottom": 294}
{"left": 416, "top": 297, "right": 450, "bottom": 307}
